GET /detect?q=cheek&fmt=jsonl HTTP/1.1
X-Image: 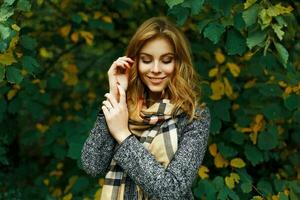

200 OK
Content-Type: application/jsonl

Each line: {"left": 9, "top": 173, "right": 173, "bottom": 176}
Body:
{"left": 164, "top": 64, "right": 175, "bottom": 75}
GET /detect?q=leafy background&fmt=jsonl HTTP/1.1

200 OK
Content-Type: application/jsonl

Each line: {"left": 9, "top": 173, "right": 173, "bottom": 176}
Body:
{"left": 0, "top": 0, "right": 299, "bottom": 199}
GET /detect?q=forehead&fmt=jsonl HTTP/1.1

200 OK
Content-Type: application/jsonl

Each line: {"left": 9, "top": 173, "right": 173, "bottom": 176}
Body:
{"left": 139, "top": 37, "right": 174, "bottom": 56}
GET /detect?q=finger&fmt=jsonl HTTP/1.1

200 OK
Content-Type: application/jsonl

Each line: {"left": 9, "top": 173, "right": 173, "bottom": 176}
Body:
{"left": 117, "top": 60, "right": 131, "bottom": 69}
{"left": 102, "top": 105, "right": 110, "bottom": 116}
{"left": 117, "top": 84, "right": 126, "bottom": 105}
{"left": 121, "top": 57, "right": 134, "bottom": 63}
{"left": 102, "top": 100, "right": 112, "bottom": 110}
{"left": 105, "top": 93, "right": 118, "bottom": 107}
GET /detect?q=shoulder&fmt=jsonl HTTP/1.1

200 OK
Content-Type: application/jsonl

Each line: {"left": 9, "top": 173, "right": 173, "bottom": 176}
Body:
{"left": 177, "top": 105, "right": 211, "bottom": 134}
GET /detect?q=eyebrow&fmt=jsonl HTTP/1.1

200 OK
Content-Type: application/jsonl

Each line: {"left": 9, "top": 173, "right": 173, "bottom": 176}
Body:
{"left": 139, "top": 52, "right": 175, "bottom": 57}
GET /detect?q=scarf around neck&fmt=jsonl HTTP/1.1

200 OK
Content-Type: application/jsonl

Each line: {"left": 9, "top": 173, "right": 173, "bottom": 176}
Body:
{"left": 100, "top": 98, "right": 182, "bottom": 200}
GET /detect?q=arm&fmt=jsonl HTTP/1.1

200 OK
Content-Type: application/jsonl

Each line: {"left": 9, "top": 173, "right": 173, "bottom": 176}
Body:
{"left": 80, "top": 110, "right": 117, "bottom": 177}
{"left": 113, "top": 107, "right": 211, "bottom": 199}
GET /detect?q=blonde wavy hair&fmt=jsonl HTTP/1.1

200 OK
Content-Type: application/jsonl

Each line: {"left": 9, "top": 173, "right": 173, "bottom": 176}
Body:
{"left": 125, "top": 16, "right": 205, "bottom": 122}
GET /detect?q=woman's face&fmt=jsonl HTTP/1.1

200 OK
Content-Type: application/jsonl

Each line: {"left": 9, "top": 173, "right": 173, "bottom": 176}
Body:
{"left": 138, "top": 37, "right": 175, "bottom": 100}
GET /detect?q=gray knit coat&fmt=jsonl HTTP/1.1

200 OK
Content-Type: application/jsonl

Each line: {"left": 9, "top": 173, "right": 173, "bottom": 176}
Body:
{"left": 81, "top": 106, "right": 211, "bottom": 200}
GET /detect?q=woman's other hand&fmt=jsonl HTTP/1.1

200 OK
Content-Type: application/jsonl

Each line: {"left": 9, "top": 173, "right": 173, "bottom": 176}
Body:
{"left": 108, "top": 56, "right": 134, "bottom": 102}
{"left": 102, "top": 84, "right": 132, "bottom": 144}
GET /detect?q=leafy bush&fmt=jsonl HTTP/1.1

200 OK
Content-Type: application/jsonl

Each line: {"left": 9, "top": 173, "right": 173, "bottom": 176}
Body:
{"left": 0, "top": 0, "right": 299, "bottom": 199}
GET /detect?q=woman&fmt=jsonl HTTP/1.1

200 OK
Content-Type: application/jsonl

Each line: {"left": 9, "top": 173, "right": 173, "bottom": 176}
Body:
{"left": 81, "top": 16, "right": 211, "bottom": 200}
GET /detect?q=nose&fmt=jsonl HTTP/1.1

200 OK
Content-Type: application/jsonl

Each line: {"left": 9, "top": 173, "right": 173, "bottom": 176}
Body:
{"left": 151, "top": 60, "right": 161, "bottom": 73}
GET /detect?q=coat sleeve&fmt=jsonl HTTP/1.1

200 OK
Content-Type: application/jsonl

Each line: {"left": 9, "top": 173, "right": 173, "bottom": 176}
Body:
{"left": 80, "top": 110, "right": 117, "bottom": 177}
{"left": 112, "top": 107, "right": 211, "bottom": 199}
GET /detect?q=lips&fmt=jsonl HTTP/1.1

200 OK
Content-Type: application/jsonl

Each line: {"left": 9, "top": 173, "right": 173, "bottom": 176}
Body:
{"left": 147, "top": 76, "right": 166, "bottom": 84}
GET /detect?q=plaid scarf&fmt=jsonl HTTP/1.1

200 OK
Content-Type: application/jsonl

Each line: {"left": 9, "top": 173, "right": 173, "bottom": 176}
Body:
{"left": 100, "top": 98, "right": 182, "bottom": 200}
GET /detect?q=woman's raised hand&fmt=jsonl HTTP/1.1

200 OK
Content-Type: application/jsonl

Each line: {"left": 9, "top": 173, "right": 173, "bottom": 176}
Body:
{"left": 107, "top": 56, "right": 134, "bottom": 102}
{"left": 102, "top": 84, "right": 132, "bottom": 144}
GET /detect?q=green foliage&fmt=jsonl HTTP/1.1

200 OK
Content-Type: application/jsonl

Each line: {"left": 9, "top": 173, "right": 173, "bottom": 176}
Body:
{"left": 0, "top": 0, "right": 299, "bottom": 199}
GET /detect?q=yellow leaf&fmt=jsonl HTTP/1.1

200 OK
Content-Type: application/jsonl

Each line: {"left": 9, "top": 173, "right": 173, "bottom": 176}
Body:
{"left": 0, "top": 51, "right": 17, "bottom": 65}
{"left": 209, "top": 143, "right": 218, "bottom": 157}
{"left": 71, "top": 32, "right": 79, "bottom": 43}
{"left": 52, "top": 188, "right": 62, "bottom": 198}
{"left": 63, "top": 193, "right": 73, "bottom": 200}
{"left": 102, "top": 16, "right": 112, "bottom": 23}
{"left": 98, "top": 178, "right": 105, "bottom": 186}
{"left": 198, "top": 165, "right": 209, "bottom": 179}
{"left": 244, "top": 79, "right": 256, "bottom": 89}
{"left": 7, "top": 89, "right": 18, "bottom": 100}
{"left": 241, "top": 51, "right": 254, "bottom": 61}
{"left": 59, "top": 24, "right": 72, "bottom": 38}
{"left": 214, "top": 153, "right": 229, "bottom": 168}
{"left": 79, "top": 12, "right": 89, "bottom": 22}
{"left": 259, "top": 9, "right": 272, "bottom": 28}
{"left": 225, "top": 173, "right": 240, "bottom": 189}
{"left": 230, "top": 158, "right": 246, "bottom": 168}
{"left": 11, "top": 24, "right": 20, "bottom": 32}
{"left": 43, "top": 178, "right": 50, "bottom": 186}
{"left": 36, "top": 123, "right": 49, "bottom": 133}
{"left": 56, "top": 162, "right": 64, "bottom": 170}
{"left": 64, "top": 64, "right": 78, "bottom": 74}
{"left": 79, "top": 31, "right": 94, "bottom": 46}
{"left": 210, "top": 80, "right": 225, "bottom": 100}
{"left": 214, "top": 48, "right": 225, "bottom": 64}
{"left": 224, "top": 77, "right": 233, "bottom": 97}
{"left": 39, "top": 47, "right": 53, "bottom": 59}
{"left": 226, "top": 62, "right": 240, "bottom": 77}
{"left": 94, "top": 188, "right": 102, "bottom": 200}
{"left": 267, "top": 3, "right": 293, "bottom": 17}
{"left": 9, "top": 36, "right": 19, "bottom": 50}
{"left": 94, "top": 11, "right": 102, "bottom": 19}
{"left": 251, "top": 196, "right": 264, "bottom": 200}
{"left": 63, "top": 73, "right": 78, "bottom": 86}
{"left": 208, "top": 67, "right": 219, "bottom": 77}
{"left": 272, "top": 195, "right": 279, "bottom": 200}
{"left": 64, "top": 176, "right": 78, "bottom": 194}
{"left": 244, "top": 0, "right": 257, "bottom": 9}
{"left": 232, "top": 103, "right": 240, "bottom": 110}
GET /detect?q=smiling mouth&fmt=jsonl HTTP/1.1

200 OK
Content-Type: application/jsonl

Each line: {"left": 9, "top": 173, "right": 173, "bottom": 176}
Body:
{"left": 147, "top": 76, "right": 166, "bottom": 84}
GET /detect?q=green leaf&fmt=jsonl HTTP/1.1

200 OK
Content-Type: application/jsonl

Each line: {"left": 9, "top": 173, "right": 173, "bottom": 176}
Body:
{"left": 17, "top": 0, "right": 31, "bottom": 12}
{"left": 224, "top": 130, "right": 246, "bottom": 145}
{"left": 0, "top": 66, "right": 5, "bottom": 82}
{"left": 20, "top": 35, "right": 37, "bottom": 50}
{"left": 4, "top": 0, "right": 16, "bottom": 6}
{"left": 218, "top": 142, "right": 238, "bottom": 159}
{"left": 0, "top": 6, "right": 14, "bottom": 22}
{"left": 244, "top": 144, "right": 263, "bottom": 166}
{"left": 258, "top": 83, "right": 283, "bottom": 97}
{"left": 0, "top": 24, "right": 11, "bottom": 40}
{"left": 284, "top": 94, "right": 300, "bottom": 111}
{"left": 210, "top": 117, "right": 222, "bottom": 134}
{"left": 208, "top": 0, "right": 235, "bottom": 17}
{"left": 167, "top": 5, "right": 189, "bottom": 26}
{"left": 203, "top": 23, "right": 225, "bottom": 44}
{"left": 242, "top": 4, "right": 260, "bottom": 27}
{"left": 262, "top": 103, "right": 282, "bottom": 120}
{"left": 246, "top": 30, "right": 267, "bottom": 49}
{"left": 212, "top": 99, "right": 230, "bottom": 121}
{"left": 278, "top": 192, "right": 288, "bottom": 200}
{"left": 165, "top": 0, "right": 184, "bottom": 8}
{"left": 274, "top": 41, "right": 289, "bottom": 68}
{"left": 71, "top": 177, "right": 90, "bottom": 193}
{"left": 241, "top": 182, "right": 252, "bottom": 193}
{"left": 6, "top": 67, "right": 23, "bottom": 84}
{"left": 257, "top": 180, "right": 273, "bottom": 196}
{"left": 225, "top": 28, "right": 246, "bottom": 55}
{"left": 182, "top": 0, "right": 204, "bottom": 15}
{"left": 258, "top": 125, "right": 278, "bottom": 150}
{"left": 234, "top": 12, "right": 246, "bottom": 30}
{"left": 21, "top": 56, "right": 40, "bottom": 75}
